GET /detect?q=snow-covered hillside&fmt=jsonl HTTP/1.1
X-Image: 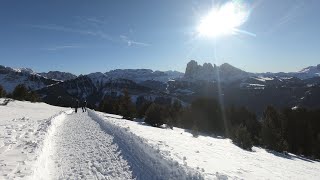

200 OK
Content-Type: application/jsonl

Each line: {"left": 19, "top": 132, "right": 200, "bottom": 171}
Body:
{"left": 295, "top": 64, "right": 320, "bottom": 79}
{"left": 1, "top": 99, "right": 319, "bottom": 179}
{"left": 0, "top": 99, "right": 68, "bottom": 179}
{"left": 95, "top": 111, "right": 320, "bottom": 180}
{"left": 0, "top": 65, "right": 59, "bottom": 93}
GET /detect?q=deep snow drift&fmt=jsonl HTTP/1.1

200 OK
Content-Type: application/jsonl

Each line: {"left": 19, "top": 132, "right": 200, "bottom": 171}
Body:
{"left": 1, "top": 99, "right": 320, "bottom": 179}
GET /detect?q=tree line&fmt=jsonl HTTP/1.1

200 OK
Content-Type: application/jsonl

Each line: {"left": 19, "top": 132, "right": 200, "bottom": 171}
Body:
{"left": 0, "top": 84, "right": 39, "bottom": 102}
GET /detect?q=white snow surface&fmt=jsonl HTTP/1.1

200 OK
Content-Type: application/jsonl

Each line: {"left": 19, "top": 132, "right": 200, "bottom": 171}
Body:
{"left": 253, "top": 77, "right": 274, "bottom": 82}
{"left": 1, "top": 99, "right": 320, "bottom": 180}
{"left": 95, "top": 112, "right": 320, "bottom": 180}
{"left": 0, "top": 100, "right": 202, "bottom": 180}
{"left": 0, "top": 99, "right": 68, "bottom": 179}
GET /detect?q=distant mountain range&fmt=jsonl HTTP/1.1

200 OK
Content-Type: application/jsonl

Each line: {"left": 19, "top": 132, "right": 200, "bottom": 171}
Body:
{"left": 1, "top": 61, "right": 320, "bottom": 114}
{"left": 0, "top": 65, "right": 58, "bottom": 92}
{"left": 183, "top": 60, "right": 320, "bottom": 82}
{"left": 38, "top": 71, "right": 77, "bottom": 81}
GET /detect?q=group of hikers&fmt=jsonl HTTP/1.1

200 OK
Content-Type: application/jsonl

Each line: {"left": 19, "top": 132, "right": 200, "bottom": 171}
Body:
{"left": 74, "top": 99, "right": 87, "bottom": 113}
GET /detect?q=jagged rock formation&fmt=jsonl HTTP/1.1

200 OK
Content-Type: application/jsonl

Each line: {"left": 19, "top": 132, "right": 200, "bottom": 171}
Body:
{"left": 184, "top": 60, "right": 249, "bottom": 82}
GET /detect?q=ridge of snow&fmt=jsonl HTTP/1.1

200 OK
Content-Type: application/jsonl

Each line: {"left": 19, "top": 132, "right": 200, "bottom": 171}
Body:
{"left": 31, "top": 111, "right": 71, "bottom": 179}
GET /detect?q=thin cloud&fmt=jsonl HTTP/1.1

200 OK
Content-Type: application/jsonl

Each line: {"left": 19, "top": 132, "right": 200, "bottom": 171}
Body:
{"left": 28, "top": 20, "right": 150, "bottom": 47}
{"left": 120, "top": 35, "right": 150, "bottom": 47}
{"left": 42, "top": 45, "right": 82, "bottom": 51}
{"left": 29, "top": 24, "right": 114, "bottom": 41}
{"left": 86, "top": 17, "right": 109, "bottom": 26}
{"left": 264, "top": 1, "right": 307, "bottom": 35}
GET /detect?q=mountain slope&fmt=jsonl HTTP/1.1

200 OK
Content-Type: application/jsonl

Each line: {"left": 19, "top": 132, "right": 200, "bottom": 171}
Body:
{"left": 39, "top": 71, "right": 77, "bottom": 81}
{"left": 105, "top": 69, "right": 183, "bottom": 83}
{"left": 0, "top": 65, "right": 59, "bottom": 92}
{"left": 294, "top": 64, "right": 320, "bottom": 79}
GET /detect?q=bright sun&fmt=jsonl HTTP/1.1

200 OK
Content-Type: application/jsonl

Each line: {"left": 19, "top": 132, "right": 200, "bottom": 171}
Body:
{"left": 197, "top": 1, "right": 249, "bottom": 38}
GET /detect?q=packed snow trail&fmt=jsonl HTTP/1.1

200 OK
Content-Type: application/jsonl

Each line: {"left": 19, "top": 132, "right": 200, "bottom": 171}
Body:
{"left": 39, "top": 111, "right": 134, "bottom": 179}
{"left": 34, "top": 110, "right": 202, "bottom": 180}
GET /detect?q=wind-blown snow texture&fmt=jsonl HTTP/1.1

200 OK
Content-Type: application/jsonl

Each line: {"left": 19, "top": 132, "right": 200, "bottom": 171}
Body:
{"left": 1, "top": 99, "right": 320, "bottom": 180}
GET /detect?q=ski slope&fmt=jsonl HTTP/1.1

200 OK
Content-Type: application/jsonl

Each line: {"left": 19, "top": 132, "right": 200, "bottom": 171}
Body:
{"left": 0, "top": 99, "right": 320, "bottom": 179}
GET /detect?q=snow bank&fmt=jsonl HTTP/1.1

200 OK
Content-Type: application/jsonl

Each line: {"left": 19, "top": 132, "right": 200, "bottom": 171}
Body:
{"left": 30, "top": 110, "right": 72, "bottom": 180}
{"left": 88, "top": 110, "right": 203, "bottom": 180}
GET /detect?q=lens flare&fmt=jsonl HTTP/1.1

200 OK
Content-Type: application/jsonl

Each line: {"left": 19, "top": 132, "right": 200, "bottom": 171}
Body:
{"left": 197, "top": 1, "right": 249, "bottom": 37}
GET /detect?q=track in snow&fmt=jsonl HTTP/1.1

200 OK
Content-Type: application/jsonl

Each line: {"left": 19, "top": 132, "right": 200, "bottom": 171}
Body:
{"left": 45, "top": 111, "right": 134, "bottom": 179}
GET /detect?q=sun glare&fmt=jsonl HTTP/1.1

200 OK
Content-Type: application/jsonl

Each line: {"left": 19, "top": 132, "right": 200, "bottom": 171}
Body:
{"left": 197, "top": 1, "right": 249, "bottom": 38}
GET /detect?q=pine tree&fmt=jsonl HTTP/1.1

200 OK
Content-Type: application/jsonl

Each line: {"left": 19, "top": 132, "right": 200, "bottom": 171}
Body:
{"left": 145, "top": 103, "right": 165, "bottom": 127}
{"left": 26, "top": 91, "right": 40, "bottom": 102}
{"left": 12, "top": 84, "right": 28, "bottom": 101}
{"left": 118, "top": 89, "right": 136, "bottom": 120}
{"left": 233, "top": 125, "right": 253, "bottom": 150}
{"left": 0, "top": 85, "right": 6, "bottom": 98}
{"left": 261, "top": 106, "right": 287, "bottom": 152}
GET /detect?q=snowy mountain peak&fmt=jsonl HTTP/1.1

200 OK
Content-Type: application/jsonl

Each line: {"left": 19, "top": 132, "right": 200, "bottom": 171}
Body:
{"left": 39, "top": 71, "right": 77, "bottom": 81}
{"left": 295, "top": 64, "right": 320, "bottom": 79}
{"left": 14, "top": 67, "right": 36, "bottom": 75}
{"left": 0, "top": 65, "right": 59, "bottom": 92}
{"left": 85, "top": 72, "right": 111, "bottom": 88}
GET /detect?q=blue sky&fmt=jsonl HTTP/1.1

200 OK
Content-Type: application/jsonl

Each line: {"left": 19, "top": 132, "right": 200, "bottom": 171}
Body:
{"left": 0, "top": 0, "right": 319, "bottom": 75}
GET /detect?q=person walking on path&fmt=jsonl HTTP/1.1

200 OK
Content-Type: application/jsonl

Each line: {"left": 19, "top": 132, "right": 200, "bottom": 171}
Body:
{"left": 82, "top": 100, "right": 87, "bottom": 112}
{"left": 75, "top": 99, "right": 79, "bottom": 113}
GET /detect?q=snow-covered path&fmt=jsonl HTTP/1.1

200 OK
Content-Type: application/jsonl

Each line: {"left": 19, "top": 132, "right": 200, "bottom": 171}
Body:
{"left": 33, "top": 110, "right": 201, "bottom": 180}
{"left": 41, "top": 111, "right": 134, "bottom": 179}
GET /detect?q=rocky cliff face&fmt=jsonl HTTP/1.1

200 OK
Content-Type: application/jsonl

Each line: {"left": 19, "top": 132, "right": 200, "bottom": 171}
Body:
{"left": 184, "top": 60, "right": 249, "bottom": 82}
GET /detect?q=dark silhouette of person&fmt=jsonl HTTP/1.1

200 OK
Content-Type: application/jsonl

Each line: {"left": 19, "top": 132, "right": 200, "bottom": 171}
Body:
{"left": 82, "top": 100, "right": 87, "bottom": 112}
{"left": 75, "top": 99, "right": 79, "bottom": 113}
